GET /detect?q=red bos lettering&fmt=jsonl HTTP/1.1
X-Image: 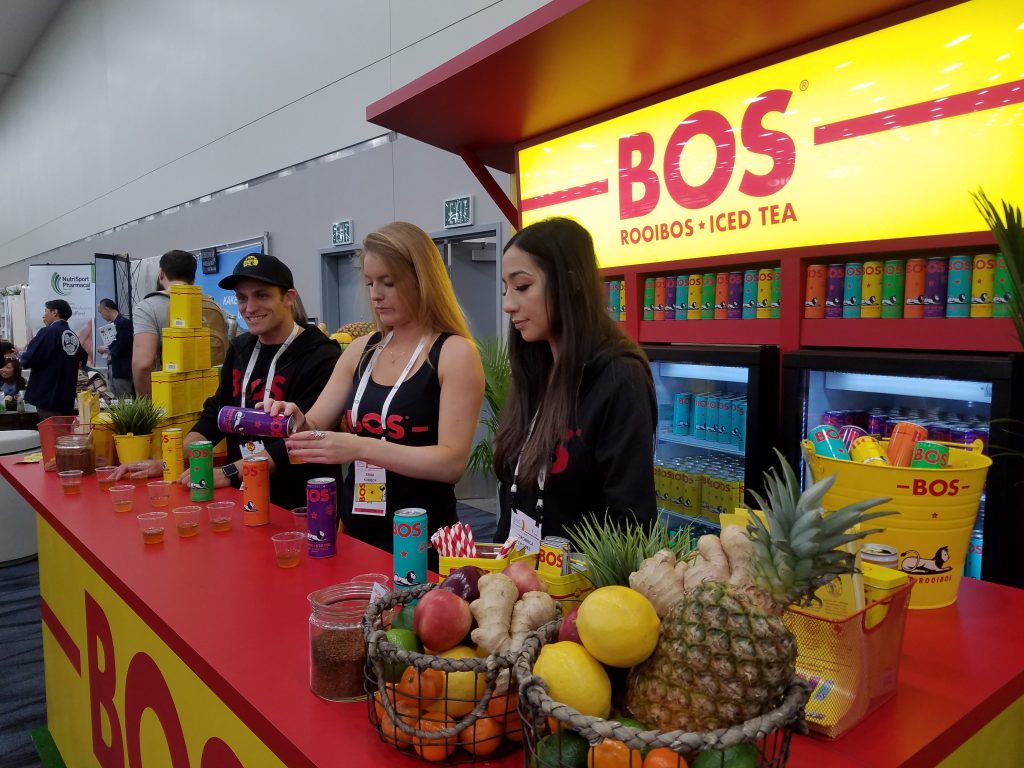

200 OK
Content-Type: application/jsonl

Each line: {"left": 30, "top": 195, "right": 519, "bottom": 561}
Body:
{"left": 350, "top": 412, "right": 406, "bottom": 440}
{"left": 394, "top": 521, "right": 423, "bottom": 538}
{"left": 911, "top": 478, "right": 960, "bottom": 496}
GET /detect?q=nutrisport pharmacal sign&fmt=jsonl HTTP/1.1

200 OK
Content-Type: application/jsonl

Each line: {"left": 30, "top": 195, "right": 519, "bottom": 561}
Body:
{"left": 516, "top": 0, "right": 1023, "bottom": 269}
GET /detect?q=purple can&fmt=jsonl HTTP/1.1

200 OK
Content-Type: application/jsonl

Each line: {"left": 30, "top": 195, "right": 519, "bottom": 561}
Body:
{"left": 306, "top": 477, "right": 338, "bottom": 558}
{"left": 868, "top": 410, "right": 888, "bottom": 436}
{"left": 838, "top": 424, "right": 868, "bottom": 448}
{"left": 825, "top": 264, "right": 845, "bottom": 318}
{"left": 821, "top": 410, "right": 843, "bottom": 427}
{"left": 727, "top": 271, "right": 744, "bottom": 319}
{"left": 217, "top": 406, "right": 294, "bottom": 439}
{"left": 924, "top": 257, "right": 948, "bottom": 317}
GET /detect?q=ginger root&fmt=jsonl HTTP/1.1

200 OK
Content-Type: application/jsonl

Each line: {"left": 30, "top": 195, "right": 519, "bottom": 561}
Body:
{"left": 470, "top": 573, "right": 518, "bottom": 654}
{"left": 629, "top": 549, "right": 687, "bottom": 617}
{"left": 721, "top": 525, "right": 755, "bottom": 587}
{"left": 682, "top": 534, "right": 731, "bottom": 589}
{"left": 509, "top": 591, "right": 557, "bottom": 651}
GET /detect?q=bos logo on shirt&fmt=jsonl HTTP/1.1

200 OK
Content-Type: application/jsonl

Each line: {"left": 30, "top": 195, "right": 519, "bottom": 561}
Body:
{"left": 232, "top": 370, "right": 285, "bottom": 403}
{"left": 348, "top": 411, "right": 431, "bottom": 441}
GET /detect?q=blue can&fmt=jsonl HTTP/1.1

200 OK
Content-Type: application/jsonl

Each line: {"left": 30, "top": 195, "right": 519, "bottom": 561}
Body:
{"left": 717, "top": 396, "right": 735, "bottom": 444}
{"left": 306, "top": 478, "right": 338, "bottom": 558}
{"left": 809, "top": 425, "right": 851, "bottom": 460}
{"left": 704, "top": 395, "right": 720, "bottom": 442}
{"left": 691, "top": 392, "right": 709, "bottom": 438}
{"left": 742, "top": 270, "right": 758, "bottom": 319}
{"left": 672, "top": 393, "right": 691, "bottom": 435}
{"left": 609, "top": 281, "right": 621, "bottom": 319}
{"left": 393, "top": 507, "right": 428, "bottom": 591}
{"left": 965, "top": 531, "right": 983, "bottom": 579}
{"left": 731, "top": 398, "right": 747, "bottom": 449}
{"left": 842, "top": 262, "right": 863, "bottom": 318}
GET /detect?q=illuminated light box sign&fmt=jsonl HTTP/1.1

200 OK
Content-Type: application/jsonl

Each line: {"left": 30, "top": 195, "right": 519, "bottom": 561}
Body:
{"left": 517, "top": 0, "right": 1024, "bottom": 268}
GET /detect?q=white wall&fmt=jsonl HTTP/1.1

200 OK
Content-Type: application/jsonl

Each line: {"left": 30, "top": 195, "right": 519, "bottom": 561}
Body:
{"left": 0, "top": 0, "right": 546, "bottom": 271}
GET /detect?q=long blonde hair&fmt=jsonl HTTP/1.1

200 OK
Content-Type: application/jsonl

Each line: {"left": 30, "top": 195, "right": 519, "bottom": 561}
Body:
{"left": 361, "top": 222, "right": 471, "bottom": 339}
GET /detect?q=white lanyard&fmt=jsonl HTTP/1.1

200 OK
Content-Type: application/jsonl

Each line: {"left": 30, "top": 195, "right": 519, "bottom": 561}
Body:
{"left": 239, "top": 323, "right": 302, "bottom": 407}
{"left": 350, "top": 331, "right": 426, "bottom": 440}
{"left": 510, "top": 410, "right": 547, "bottom": 519}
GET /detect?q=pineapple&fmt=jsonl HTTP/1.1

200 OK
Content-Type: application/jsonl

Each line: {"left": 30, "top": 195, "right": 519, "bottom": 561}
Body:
{"left": 336, "top": 320, "right": 377, "bottom": 338}
{"left": 626, "top": 450, "right": 891, "bottom": 732}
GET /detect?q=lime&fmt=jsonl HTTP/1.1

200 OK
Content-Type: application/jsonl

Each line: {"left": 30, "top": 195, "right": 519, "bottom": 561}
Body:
{"left": 532, "top": 641, "right": 611, "bottom": 719}
{"left": 390, "top": 605, "right": 415, "bottom": 632}
{"left": 576, "top": 587, "right": 660, "bottom": 667}
{"left": 532, "top": 730, "right": 589, "bottom": 768}
{"left": 383, "top": 628, "right": 421, "bottom": 682}
{"left": 692, "top": 743, "right": 759, "bottom": 768}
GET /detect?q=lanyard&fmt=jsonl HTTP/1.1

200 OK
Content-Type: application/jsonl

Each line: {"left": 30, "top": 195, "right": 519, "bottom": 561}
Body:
{"left": 510, "top": 410, "right": 547, "bottom": 522}
{"left": 239, "top": 323, "right": 302, "bottom": 407}
{"left": 350, "top": 332, "right": 426, "bottom": 441}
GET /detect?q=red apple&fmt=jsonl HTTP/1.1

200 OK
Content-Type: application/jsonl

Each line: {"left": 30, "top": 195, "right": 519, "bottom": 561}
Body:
{"left": 502, "top": 559, "right": 547, "bottom": 598}
{"left": 413, "top": 589, "right": 473, "bottom": 653}
{"left": 557, "top": 604, "right": 582, "bottom": 644}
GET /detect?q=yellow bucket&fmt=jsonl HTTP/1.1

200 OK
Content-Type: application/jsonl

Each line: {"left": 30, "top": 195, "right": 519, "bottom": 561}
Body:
{"left": 801, "top": 439, "right": 990, "bottom": 610}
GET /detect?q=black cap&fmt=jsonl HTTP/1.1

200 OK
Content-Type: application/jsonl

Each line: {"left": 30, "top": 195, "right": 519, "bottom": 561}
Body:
{"left": 218, "top": 253, "right": 294, "bottom": 291}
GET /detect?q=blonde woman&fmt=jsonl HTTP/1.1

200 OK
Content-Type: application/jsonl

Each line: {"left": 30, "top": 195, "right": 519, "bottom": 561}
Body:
{"left": 268, "top": 222, "right": 484, "bottom": 564}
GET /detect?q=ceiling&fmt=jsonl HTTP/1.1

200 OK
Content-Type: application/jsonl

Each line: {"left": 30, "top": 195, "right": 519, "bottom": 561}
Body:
{"left": 0, "top": 0, "right": 66, "bottom": 102}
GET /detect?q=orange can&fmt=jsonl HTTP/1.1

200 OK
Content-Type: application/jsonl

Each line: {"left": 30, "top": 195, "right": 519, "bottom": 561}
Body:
{"left": 886, "top": 422, "right": 929, "bottom": 467}
{"left": 904, "top": 259, "right": 926, "bottom": 318}
{"left": 850, "top": 435, "right": 890, "bottom": 465}
{"left": 242, "top": 455, "right": 271, "bottom": 526}
{"left": 804, "top": 264, "right": 826, "bottom": 318}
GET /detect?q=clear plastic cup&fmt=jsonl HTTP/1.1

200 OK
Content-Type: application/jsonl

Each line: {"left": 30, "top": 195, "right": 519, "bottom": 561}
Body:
{"left": 351, "top": 573, "right": 390, "bottom": 589}
{"left": 138, "top": 512, "right": 168, "bottom": 544}
{"left": 272, "top": 531, "right": 305, "bottom": 568}
{"left": 95, "top": 466, "right": 117, "bottom": 489}
{"left": 110, "top": 484, "right": 135, "bottom": 513}
{"left": 173, "top": 505, "right": 201, "bottom": 538}
{"left": 58, "top": 470, "right": 84, "bottom": 496}
{"left": 207, "top": 501, "right": 235, "bottom": 533}
{"left": 147, "top": 480, "right": 172, "bottom": 508}
{"left": 291, "top": 506, "right": 308, "bottom": 532}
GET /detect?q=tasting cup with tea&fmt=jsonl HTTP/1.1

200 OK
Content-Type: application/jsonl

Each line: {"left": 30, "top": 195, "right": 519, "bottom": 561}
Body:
{"left": 138, "top": 512, "right": 168, "bottom": 544}
{"left": 110, "top": 484, "right": 135, "bottom": 513}
{"left": 272, "top": 532, "right": 305, "bottom": 568}
{"left": 207, "top": 501, "right": 235, "bottom": 533}
{"left": 173, "top": 505, "right": 201, "bottom": 538}
{"left": 95, "top": 466, "right": 117, "bottom": 488}
{"left": 291, "top": 506, "right": 308, "bottom": 533}
{"left": 58, "top": 470, "right": 84, "bottom": 496}
{"left": 147, "top": 480, "right": 172, "bottom": 508}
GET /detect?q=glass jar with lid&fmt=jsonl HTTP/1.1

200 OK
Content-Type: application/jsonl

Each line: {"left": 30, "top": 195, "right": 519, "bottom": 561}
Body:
{"left": 55, "top": 434, "right": 95, "bottom": 475}
{"left": 308, "top": 583, "right": 371, "bottom": 701}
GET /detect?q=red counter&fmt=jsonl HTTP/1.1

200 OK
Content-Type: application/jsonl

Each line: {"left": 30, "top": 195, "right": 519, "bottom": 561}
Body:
{"left": 4, "top": 456, "right": 1023, "bottom": 767}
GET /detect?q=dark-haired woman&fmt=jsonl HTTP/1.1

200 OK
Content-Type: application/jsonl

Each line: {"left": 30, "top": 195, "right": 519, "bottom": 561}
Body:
{"left": 493, "top": 217, "right": 657, "bottom": 543}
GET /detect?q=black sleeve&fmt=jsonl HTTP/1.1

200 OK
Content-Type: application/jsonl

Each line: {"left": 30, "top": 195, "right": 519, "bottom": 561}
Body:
{"left": 108, "top": 317, "right": 133, "bottom": 357}
{"left": 20, "top": 326, "right": 53, "bottom": 369}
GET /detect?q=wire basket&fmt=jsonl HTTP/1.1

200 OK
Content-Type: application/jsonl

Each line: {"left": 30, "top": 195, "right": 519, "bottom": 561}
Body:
{"left": 363, "top": 582, "right": 523, "bottom": 763}
{"left": 516, "top": 620, "right": 808, "bottom": 768}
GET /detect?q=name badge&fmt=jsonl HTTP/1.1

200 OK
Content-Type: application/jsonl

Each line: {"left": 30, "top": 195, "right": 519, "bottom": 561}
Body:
{"left": 353, "top": 459, "right": 387, "bottom": 516}
{"left": 509, "top": 509, "right": 542, "bottom": 554}
{"left": 239, "top": 439, "right": 266, "bottom": 460}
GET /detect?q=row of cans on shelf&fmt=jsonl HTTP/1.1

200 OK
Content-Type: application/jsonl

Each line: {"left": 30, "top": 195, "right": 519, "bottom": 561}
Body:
{"left": 804, "top": 254, "right": 1014, "bottom": 320}
{"left": 654, "top": 456, "right": 745, "bottom": 524}
{"left": 604, "top": 268, "right": 783, "bottom": 321}
{"left": 819, "top": 407, "right": 988, "bottom": 453}
{"left": 810, "top": 421, "right": 960, "bottom": 468}
{"left": 669, "top": 392, "right": 747, "bottom": 449}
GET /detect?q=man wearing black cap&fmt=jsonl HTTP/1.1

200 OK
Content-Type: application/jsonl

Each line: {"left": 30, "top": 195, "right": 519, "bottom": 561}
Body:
{"left": 20, "top": 299, "right": 82, "bottom": 419}
{"left": 182, "top": 254, "right": 342, "bottom": 509}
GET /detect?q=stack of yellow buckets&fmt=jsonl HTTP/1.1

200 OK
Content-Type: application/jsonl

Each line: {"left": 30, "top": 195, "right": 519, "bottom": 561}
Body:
{"left": 148, "top": 285, "right": 222, "bottom": 459}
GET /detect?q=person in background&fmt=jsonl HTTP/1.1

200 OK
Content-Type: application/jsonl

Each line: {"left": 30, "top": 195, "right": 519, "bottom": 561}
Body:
{"left": 0, "top": 358, "right": 26, "bottom": 405}
{"left": 493, "top": 217, "right": 657, "bottom": 544}
{"left": 0, "top": 340, "right": 17, "bottom": 360}
{"left": 268, "top": 222, "right": 484, "bottom": 569}
{"left": 20, "top": 300, "right": 82, "bottom": 420}
{"left": 131, "top": 249, "right": 227, "bottom": 398}
{"left": 96, "top": 298, "right": 134, "bottom": 398}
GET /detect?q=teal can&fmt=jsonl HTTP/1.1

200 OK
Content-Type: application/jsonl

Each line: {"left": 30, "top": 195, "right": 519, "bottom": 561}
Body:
{"left": 771, "top": 267, "right": 782, "bottom": 318}
{"left": 701, "top": 273, "right": 715, "bottom": 319}
{"left": 691, "top": 392, "right": 709, "bottom": 438}
{"left": 742, "top": 270, "right": 758, "bottom": 319}
{"left": 393, "top": 508, "right": 428, "bottom": 592}
{"left": 643, "top": 278, "right": 655, "bottom": 320}
{"left": 993, "top": 254, "right": 1014, "bottom": 318}
{"left": 609, "top": 280, "right": 621, "bottom": 319}
{"left": 808, "top": 425, "right": 851, "bottom": 460}
{"left": 842, "top": 262, "right": 863, "bottom": 318}
{"left": 674, "top": 276, "right": 688, "bottom": 320}
{"left": 703, "top": 394, "right": 720, "bottom": 441}
{"left": 188, "top": 441, "right": 214, "bottom": 502}
{"left": 946, "top": 255, "right": 972, "bottom": 317}
{"left": 882, "top": 260, "right": 905, "bottom": 318}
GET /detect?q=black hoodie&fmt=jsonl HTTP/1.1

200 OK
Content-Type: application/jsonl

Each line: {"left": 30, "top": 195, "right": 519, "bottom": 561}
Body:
{"left": 190, "top": 327, "right": 342, "bottom": 510}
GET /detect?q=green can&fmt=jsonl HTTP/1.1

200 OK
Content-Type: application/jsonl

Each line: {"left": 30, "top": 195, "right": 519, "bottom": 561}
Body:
{"left": 771, "top": 266, "right": 782, "bottom": 318}
{"left": 189, "top": 441, "right": 214, "bottom": 501}
{"left": 643, "top": 278, "right": 655, "bottom": 320}
{"left": 993, "top": 253, "right": 1015, "bottom": 318}
{"left": 882, "top": 260, "right": 904, "bottom": 318}
{"left": 701, "top": 273, "right": 715, "bottom": 319}
{"left": 910, "top": 440, "right": 950, "bottom": 469}
{"left": 945, "top": 255, "right": 972, "bottom": 317}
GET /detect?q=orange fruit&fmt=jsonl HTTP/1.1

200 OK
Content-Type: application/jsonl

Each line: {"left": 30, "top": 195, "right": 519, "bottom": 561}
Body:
{"left": 396, "top": 666, "right": 444, "bottom": 709}
{"left": 588, "top": 738, "right": 643, "bottom": 768}
{"left": 644, "top": 747, "right": 689, "bottom": 768}
{"left": 457, "top": 716, "right": 504, "bottom": 756}
{"left": 413, "top": 712, "right": 457, "bottom": 762}
{"left": 484, "top": 692, "right": 518, "bottom": 724}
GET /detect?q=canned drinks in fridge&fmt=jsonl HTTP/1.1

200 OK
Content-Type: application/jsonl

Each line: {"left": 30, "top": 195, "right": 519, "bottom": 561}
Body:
{"left": 161, "top": 428, "right": 184, "bottom": 483}
{"left": 667, "top": 465, "right": 684, "bottom": 514}
{"left": 910, "top": 441, "right": 950, "bottom": 469}
{"left": 742, "top": 270, "right": 758, "bottom": 319}
{"left": 948, "top": 425, "right": 985, "bottom": 453}
{"left": 703, "top": 395, "right": 720, "bottom": 442}
{"left": 727, "top": 271, "right": 744, "bottom": 319}
{"left": 805, "top": 264, "right": 826, "bottom": 318}
{"left": 842, "top": 262, "right": 863, "bottom": 318}
{"left": 680, "top": 467, "right": 701, "bottom": 513}
{"left": 653, "top": 462, "right": 669, "bottom": 507}
{"left": 664, "top": 276, "right": 676, "bottom": 320}
{"left": 688, "top": 275, "right": 703, "bottom": 320}
{"left": 717, "top": 396, "right": 735, "bottom": 444}
{"left": 756, "top": 268, "right": 773, "bottom": 319}
{"left": 970, "top": 254, "right": 996, "bottom": 317}
{"left": 945, "top": 255, "right": 972, "bottom": 317}
{"left": 771, "top": 266, "right": 782, "bottom": 318}
{"left": 701, "top": 273, "right": 716, "bottom": 319}
{"left": 393, "top": 508, "right": 427, "bottom": 585}
{"left": 867, "top": 410, "right": 888, "bottom": 437}
{"left": 714, "top": 272, "right": 729, "bottom": 319}
{"left": 731, "top": 398, "right": 747, "bottom": 449}
{"left": 691, "top": 392, "right": 709, "bottom": 438}
{"left": 904, "top": 258, "right": 926, "bottom": 318}
{"left": 861, "top": 261, "right": 883, "bottom": 318}
{"left": 926, "top": 422, "right": 952, "bottom": 443}
{"left": 886, "top": 422, "right": 929, "bottom": 467}
{"left": 242, "top": 455, "right": 271, "bottom": 526}
{"left": 653, "top": 276, "right": 666, "bottom": 321}
{"left": 217, "top": 406, "right": 294, "bottom": 439}
{"left": 808, "top": 425, "right": 851, "bottom": 460}
{"left": 643, "top": 278, "right": 655, "bottom": 320}
{"left": 881, "top": 260, "right": 905, "bottom": 318}
{"left": 993, "top": 254, "right": 1014, "bottom": 317}
{"left": 924, "top": 257, "right": 948, "bottom": 317}
{"left": 538, "top": 536, "right": 571, "bottom": 578}
{"left": 837, "top": 424, "right": 868, "bottom": 448}
{"left": 850, "top": 435, "right": 890, "bottom": 465}
{"left": 674, "top": 275, "right": 688, "bottom": 320}
{"left": 188, "top": 441, "right": 214, "bottom": 502}
{"left": 672, "top": 393, "right": 692, "bottom": 435}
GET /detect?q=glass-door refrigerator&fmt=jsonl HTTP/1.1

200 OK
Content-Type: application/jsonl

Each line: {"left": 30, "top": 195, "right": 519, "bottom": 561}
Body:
{"left": 646, "top": 345, "right": 779, "bottom": 537}
{"left": 781, "top": 349, "right": 1024, "bottom": 589}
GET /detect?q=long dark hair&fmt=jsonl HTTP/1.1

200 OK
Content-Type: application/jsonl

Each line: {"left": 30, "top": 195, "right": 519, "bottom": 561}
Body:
{"left": 493, "top": 217, "right": 651, "bottom": 486}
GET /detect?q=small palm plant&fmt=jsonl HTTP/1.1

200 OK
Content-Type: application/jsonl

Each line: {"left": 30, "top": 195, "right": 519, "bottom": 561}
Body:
{"left": 106, "top": 396, "right": 166, "bottom": 436}
{"left": 466, "top": 336, "right": 511, "bottom": 477}
{"left": 971, "top": 188, "right": 1023, "bottom": 346}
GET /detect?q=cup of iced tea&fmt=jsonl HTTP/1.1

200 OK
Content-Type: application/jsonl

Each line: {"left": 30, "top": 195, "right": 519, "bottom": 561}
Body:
{"left": 290, "top": 506, "right": 308, "bottom": 532}
{"left": 272, "top": 531, "right": 304, "bottom": 568}
{"left": 110, "top": 484, "right": 135, "bottom": 512}
{"left": 58, "top": 470, "right": 84, "bottom": 496}
{"left": 207, "top": 501, "right": 235, "bottom": 533}
{"left": 147, "top": 480, "right": 172, "bottom": 508}
{"left": 173, "top": 505, "right": 201, "bottom": 538}
{"left": 138, "top": 512, "right": 168, "bottom": 544}
{"left": 95, "top": 466, "right": 117, "bottom": 489}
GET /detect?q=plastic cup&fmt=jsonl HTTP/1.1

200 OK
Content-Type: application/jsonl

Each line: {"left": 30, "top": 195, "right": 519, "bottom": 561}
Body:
{"left": 173, "top": 505, "right": 201, "bottom": 538}
{"left": 95, "top": 466, "right": 117, "bottom": 489}
{"left": 272, "top": 531, "right": 305, "bottom": 569}
{"left": 110, "top": 484, "right": 135, "bottom": 513}
{"left": 291, "top": 506, "right": 308, "bottom": 532}
{"left": 147, "top": 480, "right": 172, "bottom": 508}
{"left": 207, "top": 501, "right": 235, "bottom": 533}
{"left": 351, "top": 573, "right": 390, "bottom": 589}
{"left": 138, "top": 512, "right": 168, "bottom": 544}
{"left": 58, "top": 470, "right": 84, "bottom": 496}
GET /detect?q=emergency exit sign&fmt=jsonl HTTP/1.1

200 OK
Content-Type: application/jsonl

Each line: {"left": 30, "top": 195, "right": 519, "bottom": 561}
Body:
{"left": 443, "top": 196, "right": 473, "bottom": 228}
{"left": 331, "top": 220, "right": 353, "bottom": 247}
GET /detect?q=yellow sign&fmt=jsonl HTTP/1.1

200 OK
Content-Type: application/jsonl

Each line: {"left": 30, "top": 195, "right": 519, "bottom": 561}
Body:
{"left": 37, "top": 518, "right": 285, "bottom": 768}
{"left": 517, "top": 0, "right": 1024, "bottom": 268}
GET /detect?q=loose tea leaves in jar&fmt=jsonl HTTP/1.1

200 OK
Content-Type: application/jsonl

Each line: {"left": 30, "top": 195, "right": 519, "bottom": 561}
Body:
{"left": 308, "top": 584, "right": 370, "bottom": 701}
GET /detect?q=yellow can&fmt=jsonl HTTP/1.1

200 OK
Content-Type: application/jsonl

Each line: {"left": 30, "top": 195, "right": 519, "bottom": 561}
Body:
{"left": 970, "top": 253, "right": 996, "bottom": 317}
{"left": 850, "top": 435, "right": 890, "bottom": 465}
{"left": 756, "top": 268, "right": 773, "bottom": 319}
{"left": 861, "top": 261, "right": 884, "bottom": 318}
{"left": 667, "top": 465, "right": 684, "bottom": 514}
{"left": 161, "top": 428, "right": 184, "bottom": 482}
{"left": 680, "top": 468, "right": 701, "bottom": 515}
{"left": 687, "top": 275, "right": 703, "bottom": 320}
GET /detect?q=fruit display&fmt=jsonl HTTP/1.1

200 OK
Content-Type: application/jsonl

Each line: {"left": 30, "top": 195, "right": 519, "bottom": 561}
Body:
{"left": 330, "top": 320, "right": 377, "bottom": 350}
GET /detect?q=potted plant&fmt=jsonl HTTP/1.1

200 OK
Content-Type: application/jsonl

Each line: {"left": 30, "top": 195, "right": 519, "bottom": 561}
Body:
{"left": 466, "top": 336, "right": 511, "bottom": 478}
{"left": 107, "top": 396, "right": 166, "bottom": 464}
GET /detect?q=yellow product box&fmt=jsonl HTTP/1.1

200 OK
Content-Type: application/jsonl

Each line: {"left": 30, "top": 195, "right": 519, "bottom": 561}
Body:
{"left": 438, "top": 547, "right": 537, "bottom": 579}
{"left": 202, "top": 367, "right": 220, "bottom": 399}
{"left": 185, "top": 372, "right": 206, "bottom": 413}
{"left": 861, "top": 563, "right": 909, "bottom": 631}
{"left": 540, "top": 567, "right": 594, "bottom": 612}
{"left": 194, "top": 328, "right": 212, "bottom": 369}
{"left": 162, "top": 328, "right": 197, "bottom": 372}
{"left": 151, "top": 372, "right": 189, "bottom": 417}
{"left": 169, "top": 284, "right": 202, "bottom": 329}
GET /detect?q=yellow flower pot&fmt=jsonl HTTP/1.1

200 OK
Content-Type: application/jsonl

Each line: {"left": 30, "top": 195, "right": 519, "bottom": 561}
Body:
{"left": 113, "top": 433, "right": 153, "bottom": 465}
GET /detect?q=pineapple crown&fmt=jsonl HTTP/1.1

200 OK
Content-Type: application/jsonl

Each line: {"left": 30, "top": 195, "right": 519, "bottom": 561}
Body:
{"left": 746, "top": 449, "right": 894, "bottom": 609}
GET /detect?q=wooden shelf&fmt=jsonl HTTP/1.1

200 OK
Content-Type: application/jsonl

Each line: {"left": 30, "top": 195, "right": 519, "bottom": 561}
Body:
{"left": 640, "top": 318, "right": 780, "bottom": 345}
{"left": 800, "top": 317, "right": 1023, "bottom": 353}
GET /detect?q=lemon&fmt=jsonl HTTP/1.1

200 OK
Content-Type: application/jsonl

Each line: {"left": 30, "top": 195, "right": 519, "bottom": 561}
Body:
{"left": 576, "top": 586, "right": 660, "bottom": 668}
{"left": 428, "top": 646, "right": 486, "bottom": 717}
{"left": 532, "top": 641, "right": 611, "bottom": 719}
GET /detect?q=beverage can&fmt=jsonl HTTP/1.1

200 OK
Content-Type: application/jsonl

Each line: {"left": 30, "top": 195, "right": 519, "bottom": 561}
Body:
{"left": 217, "top": 406, "right": 295, "bottom": 439}
{"left": 188, "top": 441, "right": 214, "bottom": 502}
{"left": 837, "top": 424, "right": 868, "bottom": 449}
{"left": 691, "top": 392, "right": 709, "bottom": 438}
{"left": 945, "top": 255, "right": 972, "bottom": 317}
{"left": 742, "top": 270, "right": 758, "bottom": 319}
{"left": 904, "top": 258, "right": 926, "bottom": 318}
{"left": 805, "top": 264, "right": 826, "bottom": 319}
{"left": 664, "top": 276, "right": 677, "bottom": 320}
{"left": 674, "top": 275, "right": 688, "bottom": 320}
{"left": 680, "top": 467, "right": 701, "bottom": 514}
{"left": 242, "top": 455, "right": 271, "bottom": 526}
{"left": 609, "top": 280, "right": 621, "bottom": 319}
{"left": 703, "top": 395, "right": 720, "bottom": 442}
{"left": 714, "top": 272, "right": 729, "bottom": 320}
{"left": 886, "top": 422, "right": 929, "bottom": 467}
{"left": 307, "top": 477, "right": 338, "bottom": 558}
{"left": 161, "top": 428, "right": 184, "bottom": 483}
{"left": 643, "top": 278, "right": 655, "bottom": 320}
{"left": 924, "top": 257, "right": 948, "bottom": 317}
{"left": 667, "top": 465, "right": 684, "bottom": 513}
{"left": 731, "top": 398, "right": 747, "bottom": 449}
{"left": 861, "top": 543, "right": 899, "bottom": 569}
{"left": 619, "top": 281, "right": 627, "bottom": 322}
{"left": 881, "top": 260, "right": 905, "bottom": 318}
{"left": 538, "top": 536, "right": 571, "bottom": 578}
{"left": 716, "top": 396, "right": 735, "bottom": 444}
{"left": 687, "top": 274, "right": 703, "bottom": 320}
{"left": 910, "top": 441, "right": 950, "bottom": 469}
{"left": 860, "top": 261, "right": 883, "bottom": 318}
{"left": 808, "top": 425, "right": 851, "bottom": 460}
{"left": 701, "top": 273, "right": 716, "bottom": 319}
{"left": 867, "top": 410, "right": 888, "bottom": 437}
{"left": 927, "top": 422, "right": 952, "bottom": 443}
{"left": 970, "top": 254, "right": 996, "bottom": 317}
{"left": 965, "top": 532, "right": 983, "bottom": 579}
{"left": 672, "top": 393, "right": 691, "bottom": 435}
{"left": 653, "top": 276, "right": 666, "bottom": 321}
{"left": 842, "top": 262, "right": 863, "bottom": 318}
{"left": 850, "top": 435, "right": 890, "bottom": 465}
{"left": 756, "top": 268, "right": 773, "bottom": 319}
{"left": 771, "top": 266, "right": 782, "bottom": 318}
{"left": 393, "top": 508, "right": 428, "bottom": 588}
{"left": 727, "top": 271, "right": 744, "bottom": 319}
{"left": 825, "top": 264, "right": 845, "bottom": 318}
{"left": 993, "top": 254, "right": 1013, "bottom": 317}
